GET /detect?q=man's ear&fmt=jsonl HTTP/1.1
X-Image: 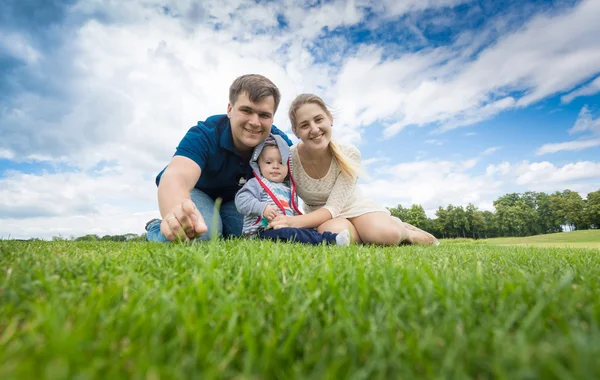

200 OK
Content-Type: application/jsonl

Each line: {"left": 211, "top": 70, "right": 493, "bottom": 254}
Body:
{"left": 227, "top": 103, "right": 233, "bottom": 118}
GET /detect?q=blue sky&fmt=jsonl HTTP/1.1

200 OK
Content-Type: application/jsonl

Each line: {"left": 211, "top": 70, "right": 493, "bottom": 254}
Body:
{"left": 1, "top": 0, "right": 599, "bottom": 239}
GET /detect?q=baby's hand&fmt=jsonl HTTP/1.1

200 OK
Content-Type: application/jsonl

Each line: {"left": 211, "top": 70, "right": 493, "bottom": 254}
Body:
{"left": 263, "top": 205, "right": 279, "bottom": 221}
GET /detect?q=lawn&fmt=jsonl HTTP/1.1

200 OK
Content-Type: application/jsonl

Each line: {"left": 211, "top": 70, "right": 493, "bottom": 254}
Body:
{"left": 486, "top": 230, "right": 600, "bottom": 249}
{"left": 1, "top": 239, "right": 599, "bottom": 379}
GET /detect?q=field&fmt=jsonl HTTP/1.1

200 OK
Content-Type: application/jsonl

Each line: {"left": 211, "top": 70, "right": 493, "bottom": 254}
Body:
{"left": 1, "top": 237, "right": 599, "bottom": 379}
{"left": 487, "top": 230, "right": 600, "bottom": 249}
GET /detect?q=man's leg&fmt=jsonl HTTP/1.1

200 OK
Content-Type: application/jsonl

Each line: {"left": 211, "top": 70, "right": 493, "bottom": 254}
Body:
{"left": 219, "top": 200, "right": 244, "bottom": 238}
{"left": 189, "top": 189, "right": 223, "bottom": 241}
{"left": 145, "top": 218, "right": 171, "bottom": 242}
{"left": 145, "top": 189, "right": 222, "bottom": 242}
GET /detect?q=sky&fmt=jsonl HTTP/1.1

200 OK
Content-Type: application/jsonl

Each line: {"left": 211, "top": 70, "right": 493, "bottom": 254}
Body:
{"left": 1, "top": 0, "right": 599, "bottom": 239}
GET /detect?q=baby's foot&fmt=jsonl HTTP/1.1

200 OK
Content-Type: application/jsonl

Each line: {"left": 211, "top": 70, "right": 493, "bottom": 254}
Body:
{"left": 336, "top": 229, "right": 351, "bottom": 246}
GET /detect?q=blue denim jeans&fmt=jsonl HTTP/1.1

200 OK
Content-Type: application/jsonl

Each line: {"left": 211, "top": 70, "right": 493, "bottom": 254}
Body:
{"left": 258, "top": 227, "right": 338, "bottom": 245}
{"left": 146, "top": 189, "right": 243, "bottom": 242}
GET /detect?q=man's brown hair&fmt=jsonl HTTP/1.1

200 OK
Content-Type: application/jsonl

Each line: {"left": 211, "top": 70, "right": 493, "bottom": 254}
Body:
{"left": 229, "top": 74, "right": 281, "bottom": 113}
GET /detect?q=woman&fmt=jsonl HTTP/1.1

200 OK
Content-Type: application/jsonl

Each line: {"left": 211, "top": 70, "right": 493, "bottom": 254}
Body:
{"left": 268, "top": 93, "right": 438, "bottom": 246}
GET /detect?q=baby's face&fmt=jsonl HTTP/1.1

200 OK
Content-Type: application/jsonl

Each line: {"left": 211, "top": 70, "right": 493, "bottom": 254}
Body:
{"left": 258, "top": 146, "right": 288, "bottom": 182}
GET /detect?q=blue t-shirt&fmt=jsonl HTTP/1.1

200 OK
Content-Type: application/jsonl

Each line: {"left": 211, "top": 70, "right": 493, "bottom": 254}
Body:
{"left": 156, "top": 114, "right": 293, "bottom": 202}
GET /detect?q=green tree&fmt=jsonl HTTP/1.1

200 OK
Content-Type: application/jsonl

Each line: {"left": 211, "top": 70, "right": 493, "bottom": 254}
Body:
{"left": 586, "top": 190, "right": 600, "bottom": 228}
{"left": 388, "top": 205, "right": 409, "bottom": 222}
{"left": 465, "top": 203, "right": 478, "bottom": 238}
{"left": 75, "top": 234, "right": 100, "bottom": 241}
{"left": 494, "top": 193, "right": 539, "bottom": 237}
{"left": 406, "top": 204, "right": 428, "bottom": 229}
{"left": 470, "top": 211, "right": 487, "bottom": 239}
{"left": 449, "top": 206, "right": 469, "bottom": 238}
{"left": 531, "top": 191, "right": 561, "bottom": 234}
{"left": 481, "top": 211, "right": 497, "bottom": 238}
{"left": 433, "top": 206, "right": 448, "bottom": 238}
{"left": 550, "top": 190, "right": 586, "bottom": 231}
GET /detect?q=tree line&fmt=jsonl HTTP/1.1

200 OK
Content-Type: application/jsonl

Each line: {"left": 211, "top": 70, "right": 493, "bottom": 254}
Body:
{"left": 12, "top": 234, "right": 147, "bottom": 242}
{"left": 71, "top": 233, "right": 147, "bottom": 242}
{"left": 388, "top": 189, "right": 600, "bottom": 239}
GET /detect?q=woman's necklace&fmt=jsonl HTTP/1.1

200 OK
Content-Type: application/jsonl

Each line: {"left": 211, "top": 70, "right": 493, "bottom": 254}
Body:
{"left": 301, "top": 144, "right": 329, "bottom": 181}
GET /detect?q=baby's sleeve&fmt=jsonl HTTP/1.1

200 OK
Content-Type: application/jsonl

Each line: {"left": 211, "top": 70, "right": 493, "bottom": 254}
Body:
{"left": 235, "top": 178, "right": 268, "bottom": 217}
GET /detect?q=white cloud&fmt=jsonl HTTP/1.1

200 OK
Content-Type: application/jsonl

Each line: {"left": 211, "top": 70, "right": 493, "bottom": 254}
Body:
{"left": 536, "top": 138, "right": 600, "bottom": 155}
{"left": 562, "top": 76, "right": 600, "bottom": 103}
{"left": 329, "top": 0, "right": 600, "bottom": 136}
{"left": 486, "top": 162, "right": 511, "bottom": 176}
{"left": 0, "top": 30, "right": 40, "bottom": 64}
{"left": 2, "top": 211, "right": 157, "bottom": 240}
{"left": 515, "top": 161, "right": 600, "bottom": 186}
{"left": 376, "top": 0, "right": 469, "bottom": 17}
{"left": 4, "top": 0, "right": 599, "bottom": 165}
{"left": 569, "top": 105, "right": 600, "bottom": 135}
{"left": 357, "top": 156, "right": 600, "bottom": 217}
{"left": 0, "top": 148, "right": 15, "bottom": 160}
{"left": 482, "top": 146, "right": 500, "bottom": 155}
{"left": 485, "top": 160, "right": 600, "bottom": 194}
{"left": 535, "top": 105, "right": 600, "bottom": 155}
{"left": 360, "top": 158, "right": 503, "bottom": 215}
{"left": 0, "top": 170, "right": 159, "bottom": 239}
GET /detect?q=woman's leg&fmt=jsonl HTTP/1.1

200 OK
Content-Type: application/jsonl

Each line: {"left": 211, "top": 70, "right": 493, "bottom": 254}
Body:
{"left": 348, "top": 212, "right": 405, "bottom": 245}
{"left": 391, "top": 217, "right": 439, "bottom": 245}
{"left": 317, "top": 217, "right": 361, "bottom": 243}
{"left": 348, "top": 212, "right": 438, "bottom": 246}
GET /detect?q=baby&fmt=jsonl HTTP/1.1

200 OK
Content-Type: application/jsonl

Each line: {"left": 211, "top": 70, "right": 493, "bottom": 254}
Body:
{"left": 235, "top": 135, "right": 350, "bottom": 246}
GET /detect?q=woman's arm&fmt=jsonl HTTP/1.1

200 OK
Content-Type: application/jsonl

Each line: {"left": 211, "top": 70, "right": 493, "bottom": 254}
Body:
{"left": 268, "top": 207, "right": 333, "bottom": 229}
{"left": 269, "top": 145, "right": 361, "bottom": 230}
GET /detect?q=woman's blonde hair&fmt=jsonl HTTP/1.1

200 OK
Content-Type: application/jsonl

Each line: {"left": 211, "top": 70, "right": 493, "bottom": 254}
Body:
{"left": 289, "top": 94, "right": 358, "bottom": 179}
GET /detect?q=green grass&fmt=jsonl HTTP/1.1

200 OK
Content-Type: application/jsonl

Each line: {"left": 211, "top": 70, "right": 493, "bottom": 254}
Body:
{"left": 485, "top": 230, "right": 600, "bottom": 249}
{"left": 1, "top": 240, "right": 599, "bottom": 379}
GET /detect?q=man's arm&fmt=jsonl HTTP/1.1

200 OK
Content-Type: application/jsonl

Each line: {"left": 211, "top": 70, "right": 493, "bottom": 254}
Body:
{"left": 270, "top": 125, "right": 294, "bottom": 146}
{"left": 157, "top": 156, "right": 207, "bottom": 241}
{"left": 158, "top": 156, "right": 200, "bottom": 216}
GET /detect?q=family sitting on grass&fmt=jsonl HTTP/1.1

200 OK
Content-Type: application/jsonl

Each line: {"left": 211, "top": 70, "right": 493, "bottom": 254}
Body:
{"left": 145, "top": 74, "right": 438, "bottom": 246}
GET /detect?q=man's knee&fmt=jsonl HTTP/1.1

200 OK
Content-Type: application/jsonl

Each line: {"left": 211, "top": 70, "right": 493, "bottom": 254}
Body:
{"left": 145, "top": 219, "right": 170, "bottom": 242}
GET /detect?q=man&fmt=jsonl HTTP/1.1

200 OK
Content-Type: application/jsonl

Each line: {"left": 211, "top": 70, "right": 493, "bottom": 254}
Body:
{"left": 146, "top": 74, "right": 293, "bottom": 242}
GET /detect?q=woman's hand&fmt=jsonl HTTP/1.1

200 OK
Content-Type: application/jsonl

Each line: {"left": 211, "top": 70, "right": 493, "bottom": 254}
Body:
{"left": 268, "top": 214, "right": 297, "bottom": 230}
